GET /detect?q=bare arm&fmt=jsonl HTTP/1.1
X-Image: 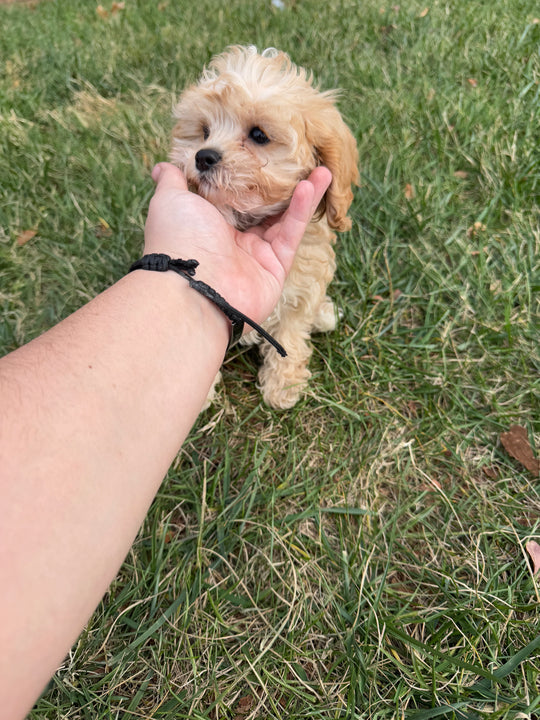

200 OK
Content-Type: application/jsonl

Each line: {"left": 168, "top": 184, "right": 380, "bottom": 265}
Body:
{"left": 0, "top": 163, "right": 331, "bottom": 719}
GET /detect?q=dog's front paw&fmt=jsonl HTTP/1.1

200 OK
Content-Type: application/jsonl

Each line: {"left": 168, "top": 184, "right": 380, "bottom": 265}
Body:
{"left": 258, "top": 364, "right": 311, "bottom": 410}
{"left": 312, "top": 296, "right": 341, "bottom": 333}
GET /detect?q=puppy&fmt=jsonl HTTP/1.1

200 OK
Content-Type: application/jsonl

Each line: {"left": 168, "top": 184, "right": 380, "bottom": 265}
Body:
{"left": 171, "top": 46, "right": 358, "bottom": 409}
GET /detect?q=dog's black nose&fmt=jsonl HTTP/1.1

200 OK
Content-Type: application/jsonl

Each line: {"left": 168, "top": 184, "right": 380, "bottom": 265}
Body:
{"left": 195, "top": 148, "right": 222, "bottom": 172}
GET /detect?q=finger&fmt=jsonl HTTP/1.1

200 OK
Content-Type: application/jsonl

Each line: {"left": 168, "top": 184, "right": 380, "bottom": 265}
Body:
{"left": 305, "top": 166, "right": 333, "bottom": 215}
{"left": 266, "top": 167, "right": 332, "bottom": 272}
{"left": 151, "top": 162, "right": 189, "bottom": 192}
{"left": 274, "top": 167, "right": 332, "bottom": 238}
{"left": 245, "top": 166, "right": 333, "bottom": 238}
{"left": 261, "top": 182, "right": 314, "bottom": 274}
{"left": 280, "top": 180, "right": 316, "bottom": 236}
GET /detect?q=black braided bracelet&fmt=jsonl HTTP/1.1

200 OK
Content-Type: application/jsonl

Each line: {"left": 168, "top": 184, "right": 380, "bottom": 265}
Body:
{"left": 129, "top": 253, "right": 287, "bottom": 357}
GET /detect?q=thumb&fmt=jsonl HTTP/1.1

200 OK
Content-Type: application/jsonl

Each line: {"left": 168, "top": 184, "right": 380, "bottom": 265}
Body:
{"left": 151, "top": 162, "right": 189, "bottom": 192}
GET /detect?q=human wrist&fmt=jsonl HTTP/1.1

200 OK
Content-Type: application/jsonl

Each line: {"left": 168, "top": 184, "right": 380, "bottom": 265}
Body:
{"left": 130, "top": 253, "right": 242, "bottom": 350}
{"left": 130, "top": 253, "right": 287, "bottom": 357}
{"left": 127, "top": 262, "right": 231, "bottom": 353}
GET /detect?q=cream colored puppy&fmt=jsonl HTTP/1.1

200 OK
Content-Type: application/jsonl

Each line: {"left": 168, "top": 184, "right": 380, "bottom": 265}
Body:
{"left": 171, "top": 45, "right": 358, "bottom": 409}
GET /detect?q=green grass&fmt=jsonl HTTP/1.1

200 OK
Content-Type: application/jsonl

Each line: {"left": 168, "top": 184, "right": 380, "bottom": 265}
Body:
{"left": 1, "top": 0, "right": 539, "bottom": 718}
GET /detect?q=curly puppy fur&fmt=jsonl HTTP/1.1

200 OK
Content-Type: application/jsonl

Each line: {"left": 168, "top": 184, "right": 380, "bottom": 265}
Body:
{"left": 171, "top": 45, "right": 358, "bottom": 409}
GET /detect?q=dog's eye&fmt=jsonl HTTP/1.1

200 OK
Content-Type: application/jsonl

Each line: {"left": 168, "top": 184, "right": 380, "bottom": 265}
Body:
{"left": 202, "top": 125, "right": 210, "bottom": 140}
{"left": 248, "top": 126, "right": 270, "bottom": 145}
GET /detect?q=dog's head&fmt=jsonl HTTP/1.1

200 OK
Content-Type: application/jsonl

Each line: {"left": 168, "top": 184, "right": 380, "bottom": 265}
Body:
{"left": 171, "top": 46, "right": 358, "bottom": 231}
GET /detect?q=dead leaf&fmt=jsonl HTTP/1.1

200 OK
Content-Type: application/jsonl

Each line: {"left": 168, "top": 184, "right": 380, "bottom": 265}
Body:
{"left": 454, "top": 170, "right": 468, "bottom": 179}
{"left": 467, "top": 221, "right": 486, "bottom": 238}
{"left": 467, "top": 78, "right": 478, "bottom": 87}
{"left": 404, "top": 183, "right": 415, "bottom": 200}
{"left": 97, "top": 2, "right": 124, "bottom": 17}
{"left": 16, "top": 229, "right": 37, "bottom": 246}
{"left": 95, "top": 217, "right": 112, "bottom": 238}
{"left": 482, "top": 465, "right": 498, "bottom": 480}
{"left": 405, "top": 400, "right": 419, "bottom": 417}
{"left": 517, "top": 511, "right": 537, "bottom": 528}
{"left": 419, "top": 7, "right": 429, "bottom": 18}
{"left": 234, "top": 695, "right": 254, "bottom": 715}
{"left": 421, "top": 476, "right": 442, "bottom": 491}
{"left": 525, "top": 540, "right": 540, "bottom": 574}
{"left": 500, "top": 425, "right": 539, "bottom": 475}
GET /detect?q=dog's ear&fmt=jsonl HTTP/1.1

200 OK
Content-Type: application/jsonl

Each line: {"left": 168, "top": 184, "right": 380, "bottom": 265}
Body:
{"left": 305, "top": 97, "right": 359, "bottom": 231}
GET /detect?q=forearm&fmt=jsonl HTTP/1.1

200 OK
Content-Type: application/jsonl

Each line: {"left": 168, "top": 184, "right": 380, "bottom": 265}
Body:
{"left": 0, "top": 269, "right": 228, "bottom": 719}
{"left": 0, "top": 160, "right": 330, "bottom": 719}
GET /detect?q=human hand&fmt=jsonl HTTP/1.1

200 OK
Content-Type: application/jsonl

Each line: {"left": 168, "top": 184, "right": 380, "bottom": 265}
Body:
{"left": 143, "top": 162, "right": 332, "bottom": 325}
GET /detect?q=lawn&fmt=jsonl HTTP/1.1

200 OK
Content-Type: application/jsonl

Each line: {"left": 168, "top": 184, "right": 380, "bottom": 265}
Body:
{"left": 1, "top": 0, "right": 539, "bottom": 718}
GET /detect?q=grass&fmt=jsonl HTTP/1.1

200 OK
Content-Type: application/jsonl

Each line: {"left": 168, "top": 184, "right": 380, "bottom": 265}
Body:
{"left": 1, "top": 0, "right": 539, "bottom": 718}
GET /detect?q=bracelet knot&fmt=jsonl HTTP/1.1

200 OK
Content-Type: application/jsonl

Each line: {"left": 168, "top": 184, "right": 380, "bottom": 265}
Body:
{"left": 131, "top": 253, "right": 198, "bottom": 276}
